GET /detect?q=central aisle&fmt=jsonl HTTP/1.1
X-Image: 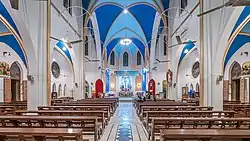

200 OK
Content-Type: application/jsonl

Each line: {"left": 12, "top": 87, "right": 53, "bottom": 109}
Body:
{"left": 100, "top": 102, "right": 148, "bottom": 141}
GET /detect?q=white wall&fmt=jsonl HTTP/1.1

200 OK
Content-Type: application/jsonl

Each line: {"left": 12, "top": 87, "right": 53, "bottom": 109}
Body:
{"left": 177, "top": 49, "right": 199, "bottom": 99}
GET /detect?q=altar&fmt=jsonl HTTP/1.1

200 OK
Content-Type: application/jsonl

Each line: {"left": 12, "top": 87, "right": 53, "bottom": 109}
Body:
{"left": 105, "top": 69, "right": 147, "bottom": 97}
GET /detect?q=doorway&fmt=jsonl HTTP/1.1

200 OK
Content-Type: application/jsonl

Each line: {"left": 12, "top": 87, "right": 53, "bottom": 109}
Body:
{"left": 10, "top": 62, "right": 21, "bottom": 102}
{"left": 231, "top": 79, "right": 240, "bottom": 101}
{"left": 230, "top": 62, "right": 241, "bottom": 101}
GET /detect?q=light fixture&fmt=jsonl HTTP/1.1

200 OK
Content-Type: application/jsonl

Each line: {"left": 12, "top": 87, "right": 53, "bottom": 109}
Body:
{"left": 137, "top": 83, "right": 141, "bottom": 88}
{"left": 61, "top": 38, "right": 68, "bottom": 43}
{"left": 52, "top": 58, "right": 56, "bottom": 62}
{"left": 111, "top": 83, "right": 115, "bottom": 88}
{"left": 120, "top": 38, "right": 132, "bottom": 46}
{"left": 123, "top": 8, "right": 128, "bottom": 14}
{"left": 184, "top": 49, "right": 189, "bottom": 54}
{"left": 196, "top": 58, "right": 199, "bottom": 61}
{"left": 62, "top": 46, "right": 67, "bottom": 51}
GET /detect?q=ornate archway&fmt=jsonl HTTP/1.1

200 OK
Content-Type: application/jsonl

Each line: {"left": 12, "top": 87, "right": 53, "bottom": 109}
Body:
{"left": 10, "top": 61, "right": 21, "bottom": 102}
{"left": 230, "top": 62, "right": 241, "bottom": 101}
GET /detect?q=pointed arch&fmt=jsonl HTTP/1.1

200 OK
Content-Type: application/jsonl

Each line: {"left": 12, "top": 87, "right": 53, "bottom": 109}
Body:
{"left": 196, "top": 83, "right": 199, "bottom": 92}
{"left": 230, "top": 61, "right": 241, "bottom": 80}
{"left": 110, "top": 51, "right": 115, "bottom": 65}
{"left": 10, "top": 61, "right": 22, "bottom": 80}
{"left": 58, "top": 84, "right": 62, "bottom": 97}
{"left": 190, "top": 84, "right": 193, "bottom": 91}
{"left": 137, "top": 51, "right": 142, "bottom": 66}
{"left": 52, "top": 83, "right": 56, "bottom": 92}
{"left": 63, "top": 84, "right": 67, "bottom": 96}
{"left": 123, "top": 52, "right": 129, "bottom": 66}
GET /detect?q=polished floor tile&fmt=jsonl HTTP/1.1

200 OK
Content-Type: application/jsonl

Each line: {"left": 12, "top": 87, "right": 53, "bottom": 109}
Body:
{"left": 100, "top": 102, "right": 148, "bottom": 141}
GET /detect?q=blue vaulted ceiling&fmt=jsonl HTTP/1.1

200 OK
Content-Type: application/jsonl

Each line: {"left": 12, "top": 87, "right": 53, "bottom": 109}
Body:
{"left": 224, "top": 6, "right": 250, "bottom": 69}
{"left": 83, "top": 0, "right": 169, "bottom": 60}
{"left": 0, "top": 1, "right": 27, "bottom": 67}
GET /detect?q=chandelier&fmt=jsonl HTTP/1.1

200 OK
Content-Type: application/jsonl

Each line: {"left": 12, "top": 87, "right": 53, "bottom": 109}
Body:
{"left": 120, "top": 38, "right": 132, "bottom": 46}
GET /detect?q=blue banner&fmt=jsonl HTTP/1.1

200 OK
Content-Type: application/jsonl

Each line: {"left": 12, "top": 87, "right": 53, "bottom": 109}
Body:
{"left": 142, "top": 68, "right": 147, "bottom": 92}
{"left": 114, "top": 71, "right": 139, "bottom": 76}
{"left": 106, "top": 69, "right": 110, "bottom": 93}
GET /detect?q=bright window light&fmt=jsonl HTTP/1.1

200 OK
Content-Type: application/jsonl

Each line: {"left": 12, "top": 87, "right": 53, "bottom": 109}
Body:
{"left": 120, "top": 38, "right": 132, "bottom": 46}
{"left": 123, "top": 9, "right": 128, "bottom": 14}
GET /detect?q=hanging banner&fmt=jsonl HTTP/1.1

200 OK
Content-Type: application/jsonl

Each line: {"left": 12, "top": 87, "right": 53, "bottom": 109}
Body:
{"left": 114, "top": 71, "right": 139, "bottom": 76}
{"left": 106, "top": 69, "right": 110, "bottom": 93}
{"left": 142, "top": 68, "right": 147, "bottom": 92}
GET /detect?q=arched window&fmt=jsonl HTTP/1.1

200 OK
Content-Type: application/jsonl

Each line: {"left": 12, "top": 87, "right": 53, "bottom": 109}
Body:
{"left": 58, "top": 84, "right": 62, "bottom": 97}
{"left": 63, "top": 84, "right": 67, "bottom": 96}
{"left": 164, "top": 36, "right": 167, "bottom": 56}
{"left": 190, "top": 84, "right": 193, "bottom": 91}
{"left": 123, "top": 52, "right": 128, "bottom": 66}
{"left": 52, "top": 83, "right": 56, "bottom": 92}
{"left": 85, "top": 36, "right": 88, "bottom": 56}
{"left": 137, "top": 51, "right": 142, "bottom": 66}
{"left": 110, "top": 51, "right": 115, "bottom": 65}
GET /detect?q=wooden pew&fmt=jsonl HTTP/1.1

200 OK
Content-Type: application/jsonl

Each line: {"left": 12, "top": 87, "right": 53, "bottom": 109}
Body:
{"left": 224, "top": 103, "right": 250, "bottom": 117}
{"left": 159, "top": 129, "right": 250, "bottom": 141}
{"left": 143, "top": 110, "right": 235, "bottom": 130}
{"left": 74, "top": 100, "right": 118, "bottom": 111}
{"left": 135, "top": 101, "right": 190, "bottom": 114}
{"left": 55, "top": 103, "right": 114, "bottom": 115}
{"left": 140, "top": 106, "right": 213, "bottom": 117}
{"left": 149, "top": 117, "right": 250, "bottom": 141}
{"left": 15, "top": 110, "right": 107, "bottom": 129}
{"left": 0, "top": 106, "right": 15, "bottom": 115}
{"left": 0, "top": 115, "right": 100, "bottom": 141}
{"left": 0, "top": 101, "right": 27, "bottom": 110}
{"left": 83, "top": 98, "right": 119, "bottom": 107}
{"left": 38, "top": 105, "right": 111, "bottom": 120}
{"left": 0, "top": 128, "right": 88, "bottom": 141}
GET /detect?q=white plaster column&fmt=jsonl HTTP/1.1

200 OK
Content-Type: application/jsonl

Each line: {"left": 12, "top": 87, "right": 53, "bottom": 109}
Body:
{"left": 74, "top": 37, "right": 84, "bottom": 100}
{"left": 28, "top": 1, "right": 49, "bottom": 110}
{"left": 202, "top": 0, "right": 224, "bottom": 110}
{"left": 202, "top": 0, "right": 213, "bottom": 107}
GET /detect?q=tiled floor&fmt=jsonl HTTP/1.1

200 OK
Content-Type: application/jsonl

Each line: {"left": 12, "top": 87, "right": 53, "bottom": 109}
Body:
{"left": 100, "top": 102, "right": 148, "bottom": 141}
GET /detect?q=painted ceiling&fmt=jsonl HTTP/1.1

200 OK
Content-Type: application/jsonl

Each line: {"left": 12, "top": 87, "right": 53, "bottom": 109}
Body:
{"left": 224, "top": 6, "right": 250, "bottom": 68}
{"left": 83, "top": 0, "right": 169, "bottom": 60}
{"left": 0, "top": 1, "right": 26, "bottom": 67}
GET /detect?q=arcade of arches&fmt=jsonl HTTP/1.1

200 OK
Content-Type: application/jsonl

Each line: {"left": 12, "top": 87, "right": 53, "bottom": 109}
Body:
{"left": 1, "top": 0, "right": 250, "bottom": 140}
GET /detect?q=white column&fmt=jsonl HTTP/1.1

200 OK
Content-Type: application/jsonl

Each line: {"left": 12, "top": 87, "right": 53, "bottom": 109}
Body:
{"left": 202, "top": 0, "right": 212, "bottom": 106}
{"left": 28, "top": 1, "right": 48, "bottom": 111}
{"left": 202, "top": 0, "right": 223, "bottom": 110}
